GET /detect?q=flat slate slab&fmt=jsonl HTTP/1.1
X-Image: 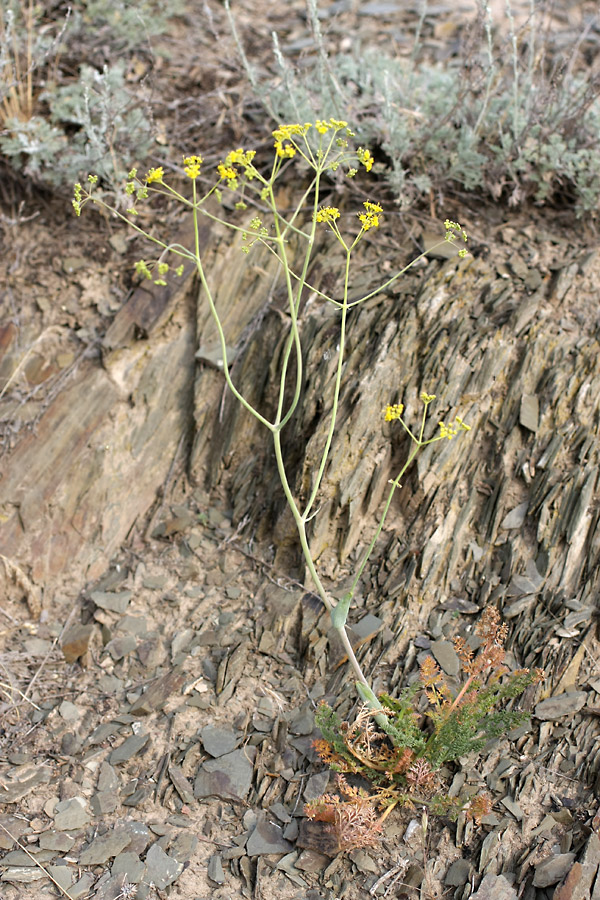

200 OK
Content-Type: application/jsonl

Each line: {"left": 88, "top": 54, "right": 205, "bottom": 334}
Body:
{"left": 193, "top": 746, "right": 256, "bottom": 802}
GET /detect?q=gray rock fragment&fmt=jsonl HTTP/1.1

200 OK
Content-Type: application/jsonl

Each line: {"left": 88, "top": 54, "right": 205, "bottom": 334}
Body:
{"left": 54, "top": 796, "right": 90, "bottom": 831}
{"left": 91, "top": 792, "right": 119, "bottom": 816}
{"left": 169, "top": 832, "right": 198, "bottom": 863}
{"left": 534, "top": 692, "right": 587, "bottom": 720}
{"left": 500, "top": 502, "right": 529, "bottom": 530}
{"left": 207, "top": 854, "right": 225, "bottom": 884}
{"left": 304, "top": 771, "right": 330, "bottom": 801}
{"left": 91, "top": 590, "right": 132, "bottom": 613}
{"left": 145, "top": 842, "right": 183, "bottom": 890}
{"left": 520, "top": 394, "right": 539, "bottom": 432}
{"left": 470, "top": 873, "right": 517, "bottom": 900}
{"left": 200, "top": 725, "right": 238, "bottom": 757}
{"left": 112, "top": 851, "right": 145, "bottom": 883}
{"left": 0, "top": 866, "right": 46, "bottom": 883}
{"left": 80, "top": 828, "right": 132, "bottom": 865}
{"left": 193, "top": 746, "right": 256, "bottom": 802}
{"left": 0, "top": 766, "right": 52, "bottom": 803}
{"left": 46, "top": 865, "right": 73, "bottom": 892}
{"left": 445, "top": 858, "right": 472, "bottom": 886}
{"left": 430, "top": 640, "right": 460, "bottom": 677}
{"left": 289, "top": 704, "right": 315, "bottom": 735}
{"left": 39, "top": 832, "right": 75, "bottom": 852}
{"left": 246, "top": 811, "right": 293, "bottom": 856}
{"left": 533, "top": 852, "right": 576, "bottom": 887}
{"left": 109, "top": 731, "right": 150, "bottom": 765}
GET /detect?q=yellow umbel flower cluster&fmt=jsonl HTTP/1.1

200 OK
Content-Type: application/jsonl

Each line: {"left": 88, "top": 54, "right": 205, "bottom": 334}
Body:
{"left": 146, "top": 167, "right": 164, "bottom": 184}
{"left": 272, "top": 120, "right": 354, "bottom": 157}
{"left": 383, "top": 403, "right": 404, "bottom": 422}
{"left": 315, "top": 206, "right": 341, "bottom": 224}
{"left": 438, "top": 418, "right": 471, "bottom": 440}
{"left": 183, "top": 155, "right": 203, "bottom": 179}
{"left": 357, "top": 147, "right": 374, "bottom": 172}
{"left": 358, "top": 200, "right": 383, "bottom": 231}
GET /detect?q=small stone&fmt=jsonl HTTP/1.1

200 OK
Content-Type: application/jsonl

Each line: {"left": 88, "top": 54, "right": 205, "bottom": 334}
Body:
{"left": 168, "top": 764, "right": 194, "bottom": 804}
{"left": 500, "top": 502, "right": 529, "bottom": 530}
{"left": 91, "top": 792, "right": 119, "bottom": 816}
{"left": 79, "top": 828, "right": 132, "bottom": 865}
{"left": 91, "top": 590, "right": 132, "bottom": 614}
{"left": 98, "top": 762, "right": 120, "bottom": 793}
{"left": 0, "top": 766, "right": 52, "bottom": 803}
{"left": 269, "top": 803, "right": 292, "bottom": 824}
{"left": 501, "top": 796, "right": 524, "bottom": 820}
{"left": 58, "top": 700, "right": 81, "bottom": 723}
{"left": 119, "top": 822, "right": 152, "bottom": 856}
{"left": 207, "top": 854, "right": 225, "bottom": 884}
{"left": 109, "top": 731, "right": 150, "bottom": 765}
{"left": 534, "top": 692, "right": 587, "bottom": 720}
{"left": 533, "top": 852, "right": 576, "bottom": 887}
{"left": 129, "top": 671, "right": 184, "bottom": 716}
{"left": 470, "top": 873, "right": 517, "bottom": 900}
{"left": 200, "top": 725, "right": 238, "bottom": 758}
{"left": 39, "top": 831, "right": 75, "bottom": 852}
{"left": 122, "top": 785, "right": 152, "bottom": 807}
{"left": 54, "top": 797, "right": 90, "bottom": 831}
{"left": 289, "top": 705, "right": 315, "bottom": 736}
{"left": 1, "top": 849, "right": 56, "bottom": 866}
{"left": 194, "top": 747, "right": 256, "bottom": 803}
{"left": 169, "top": 832, "right": 198, "bottom": 863}
{"left": 46, "top": 865, "right": 73, "bottom": 892}
{"left": 295, "top": 849, "right": 330, "bottom": 873}
{"left": 430, "top": 640, "right": 460, "bottom": 677}
{"left": 520, "top": 394, "right": 539, "bottom": 432}
{"left": 246, "top": 811, "right": 293, "bottom": 856}
{"left": 145, "top": 842, "right": 183, "bottom": 890}
{"left": 479, "top": 831, "right": 499, "bottom": 871}
{"left": 0, "top": 866, "right": 46, "bottom": 883}
{"left": 61, "top": 623, "right": 94, "bottom": 663}
{"left": 98, "top": 674, "right": 124, "bottom": 694}
{"left": 112, "top": 851, "right": 145, "bottom": 883}
{"left": 349, "top": 849, "right": 379, "bottom": 874}
{"left": 304, "top": 771, "right": 330, "bottom": 802}
{"left": 68, "top": 872, "right": 96, "bottom": 898}
{"left": 445, "top": 858, "right": 472, "bottom": 886}
{"left": 105, "top": 635, "right": 137, "bottom": 660}
{"left": 137, "top": 636, "right": 166, "bottom": 669}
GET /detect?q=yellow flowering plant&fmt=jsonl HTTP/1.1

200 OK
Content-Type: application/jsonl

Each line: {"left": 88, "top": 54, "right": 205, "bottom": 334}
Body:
{"left": 72, "top": 119, "right": 471, "bottom": 709}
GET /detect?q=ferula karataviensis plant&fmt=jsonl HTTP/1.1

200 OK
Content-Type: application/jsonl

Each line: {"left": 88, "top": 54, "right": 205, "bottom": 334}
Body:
{"left": 73, "top": 118, "right": 471, "bottom": 708}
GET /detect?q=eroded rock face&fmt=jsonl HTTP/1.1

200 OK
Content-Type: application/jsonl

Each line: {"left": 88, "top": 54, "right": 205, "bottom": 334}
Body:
{"left": 0, "top": 257, "right": 198, "bottom": 597}
{"left": 190, "top": 230, "right": 600, "bottom": 682}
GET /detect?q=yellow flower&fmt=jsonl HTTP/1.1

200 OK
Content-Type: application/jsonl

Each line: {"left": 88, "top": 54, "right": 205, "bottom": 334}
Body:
{"left": 217, "top": 163, "right": 238, "bottom": 184}
{"left": 383, "top": 403, "right": 404, "bottom": 422}
{"left": 438, "top": 421, "right": 458, "bottom": 440}
{"left": 357, "top": 147, "right": 374, "bottom": 172}
{"left": 183, "top": 155, "right": 203, "bottom": 179}
{"left": 358, "top": 200, "right": 383, "bottom": 231}
{"left": 315, "top": 206, "right": 340, "bottom": 224}
{"left": 456, "top": 416, "right": 471, "bottom": 431}
{"left": 274, "top": 140, "right": 296, "bottom": 159}
{"left": 420, "top": 392, "right": 436, "bottom": 404}
{"left": 146, "top": 167, "right": 164, "bottom": 184}
{"left": 226, "top": 148, "right": 256, "bottom": 169}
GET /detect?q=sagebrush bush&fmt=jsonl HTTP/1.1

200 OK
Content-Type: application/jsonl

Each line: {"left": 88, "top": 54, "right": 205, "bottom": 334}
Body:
{"left": 0, "top": 0, "right": 181, "bottom": 191}
{"left": 250, "top": 0, "right": 600, "bottom": 213}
